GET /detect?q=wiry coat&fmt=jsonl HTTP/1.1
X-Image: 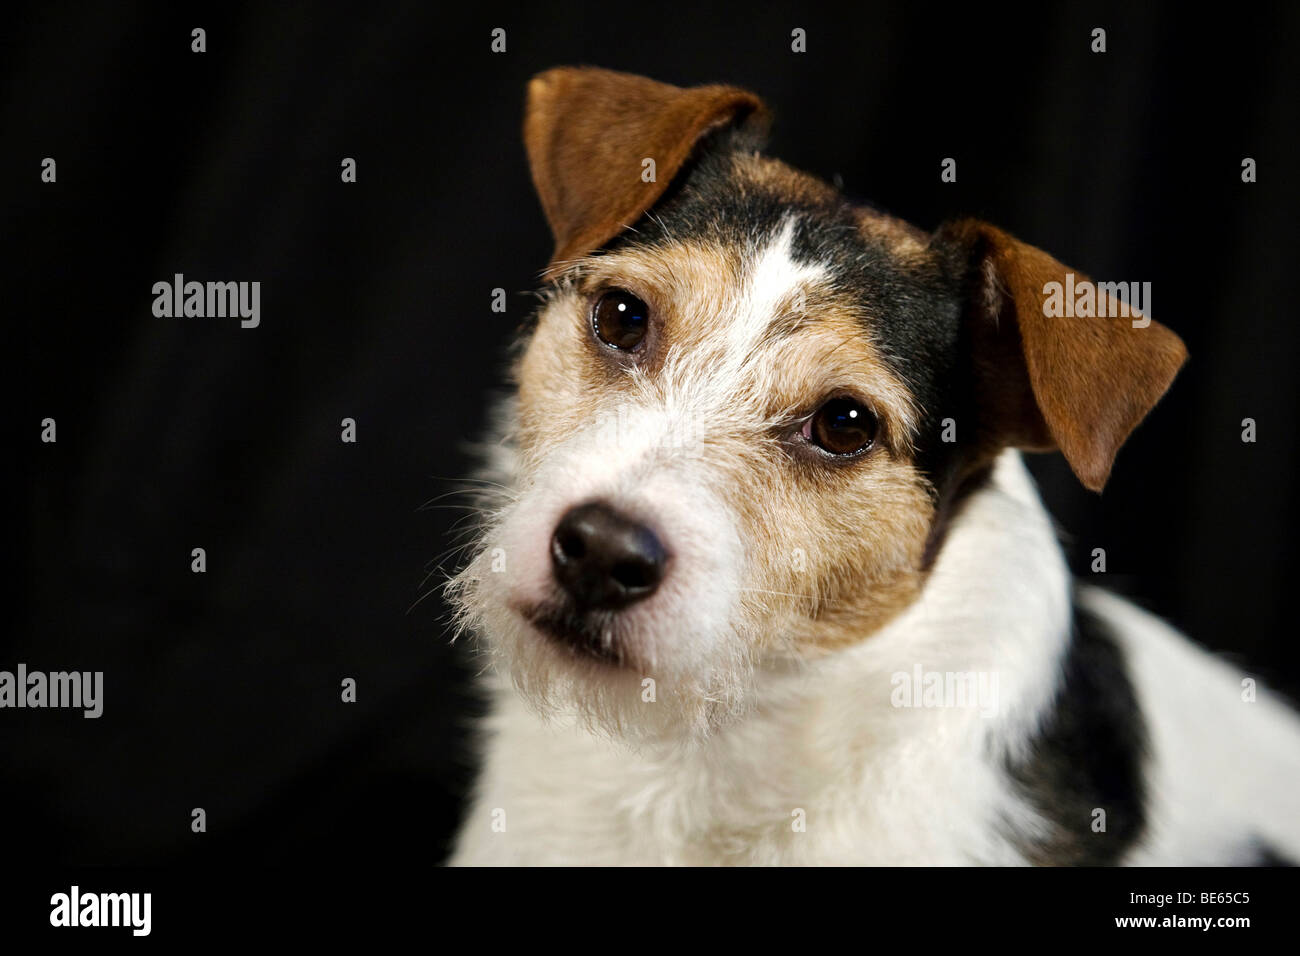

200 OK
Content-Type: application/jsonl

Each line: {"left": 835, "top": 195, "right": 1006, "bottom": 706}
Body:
{"left": 447, "top": 68, "right": 1300, "bottom": 866}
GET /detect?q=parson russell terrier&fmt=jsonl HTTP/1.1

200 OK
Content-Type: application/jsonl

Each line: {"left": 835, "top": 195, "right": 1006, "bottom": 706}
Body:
{"left": 447, "top": 67, "right": 1300, "bottom": 865}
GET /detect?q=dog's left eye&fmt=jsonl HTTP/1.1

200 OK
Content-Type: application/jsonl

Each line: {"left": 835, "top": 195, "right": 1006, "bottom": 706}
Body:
{"left": 803, "top": 397, "right": 878, "bottom": 456}
{"left": 592, "top": 289, "right": 650, "bottom": 350}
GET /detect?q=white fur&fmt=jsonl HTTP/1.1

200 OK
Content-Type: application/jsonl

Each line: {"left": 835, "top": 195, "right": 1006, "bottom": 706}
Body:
{"left": 457, "top": 403, "right": 751, "bottom": 737}
{"left": 724, "top": 217, "right": 824, "bottom": 361}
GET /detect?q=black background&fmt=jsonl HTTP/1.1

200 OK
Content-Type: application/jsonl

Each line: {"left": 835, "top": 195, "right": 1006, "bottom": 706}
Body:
{"left": 5, "top": 1, "right": 1299, "bottom": 866}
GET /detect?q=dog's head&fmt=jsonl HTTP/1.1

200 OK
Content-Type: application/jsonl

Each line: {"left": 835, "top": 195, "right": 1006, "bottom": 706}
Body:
{"left": 450, "top": 67, "right": 1186, "bottom": 740}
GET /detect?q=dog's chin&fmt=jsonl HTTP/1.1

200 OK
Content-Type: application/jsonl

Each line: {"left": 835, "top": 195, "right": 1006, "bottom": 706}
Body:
{"left": 464, "top": 589, "right": 757, "bottom": 745}
{"left": 516, "top": 599, "right": 639, "bottom": 669}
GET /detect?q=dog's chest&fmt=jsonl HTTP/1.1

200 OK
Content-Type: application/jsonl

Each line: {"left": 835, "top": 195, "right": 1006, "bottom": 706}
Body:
{"left": 456, "top": 679, "right": 1023, "bottom": 865}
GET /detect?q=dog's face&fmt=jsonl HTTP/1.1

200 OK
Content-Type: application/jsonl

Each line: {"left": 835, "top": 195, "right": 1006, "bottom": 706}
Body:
{"left": 450, "top": 68, "right": 1187, "bottom": 740}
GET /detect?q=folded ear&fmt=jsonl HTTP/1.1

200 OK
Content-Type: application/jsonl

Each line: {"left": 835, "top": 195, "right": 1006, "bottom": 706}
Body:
{"left": 524, "top": 66, "right": 769, "bottom": 276}
{"left": 937, "top": 219, "right": 1187, "bottom": 492}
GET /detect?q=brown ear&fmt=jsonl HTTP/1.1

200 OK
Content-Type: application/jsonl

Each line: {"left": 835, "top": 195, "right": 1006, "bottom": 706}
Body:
{"left": 524, "top": 67, "right": 769, "bottom": 277}
{"left": 938, "top": 219, "right": 1187, "bottom": 492}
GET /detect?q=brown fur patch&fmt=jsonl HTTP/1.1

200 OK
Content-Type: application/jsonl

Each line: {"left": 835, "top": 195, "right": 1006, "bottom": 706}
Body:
{"left": 729, "top": 152, "right": 842, "bottom": 206}
{"left": 938, "top": 219, "right": 1188, "bottom": 491}
{"left": 856, "top": 207, "right": 931, "bottom": 266}
{"left": 525, "top": 67, "right": 769, "bottom": 276}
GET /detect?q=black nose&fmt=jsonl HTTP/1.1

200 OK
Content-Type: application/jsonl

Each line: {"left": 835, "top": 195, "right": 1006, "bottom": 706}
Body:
{"left": 551, "top": 502, "right": 668, "bottom": 610}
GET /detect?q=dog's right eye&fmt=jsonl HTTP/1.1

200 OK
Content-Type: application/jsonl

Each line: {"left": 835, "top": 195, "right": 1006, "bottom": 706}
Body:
{"left": 592, "top": 289, "right": 650, "bottom": 350}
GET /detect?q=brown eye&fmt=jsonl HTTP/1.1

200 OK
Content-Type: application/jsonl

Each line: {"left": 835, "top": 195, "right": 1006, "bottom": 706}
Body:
{"left": 804, "top": 397, "right": 878, "bottom": 456}
{"left": 592, "top": 289, "right": 649, "bottom": 350}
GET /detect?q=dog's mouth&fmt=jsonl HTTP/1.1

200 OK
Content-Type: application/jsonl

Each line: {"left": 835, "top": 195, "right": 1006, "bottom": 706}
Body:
{"left": 514, "top": 600, "right": 630, "bottom": 667}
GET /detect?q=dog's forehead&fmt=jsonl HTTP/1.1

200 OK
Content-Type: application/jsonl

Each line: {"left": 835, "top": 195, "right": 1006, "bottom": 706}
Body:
{"left": 601, "top": 149, "right": 965, "bottom": 424}
{"left": 634, "top": 150, "right": 940, "bottom": 275}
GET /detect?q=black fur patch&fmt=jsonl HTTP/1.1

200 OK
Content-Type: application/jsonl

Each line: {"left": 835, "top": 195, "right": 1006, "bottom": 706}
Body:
{"left": 1006, "top": 589, "right": 1149, "bottom": 865}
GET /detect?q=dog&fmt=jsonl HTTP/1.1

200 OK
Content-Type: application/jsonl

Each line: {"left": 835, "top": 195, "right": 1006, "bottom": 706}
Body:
{"left": 446, "top": 67, "right": 1300, "bottom": 865}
